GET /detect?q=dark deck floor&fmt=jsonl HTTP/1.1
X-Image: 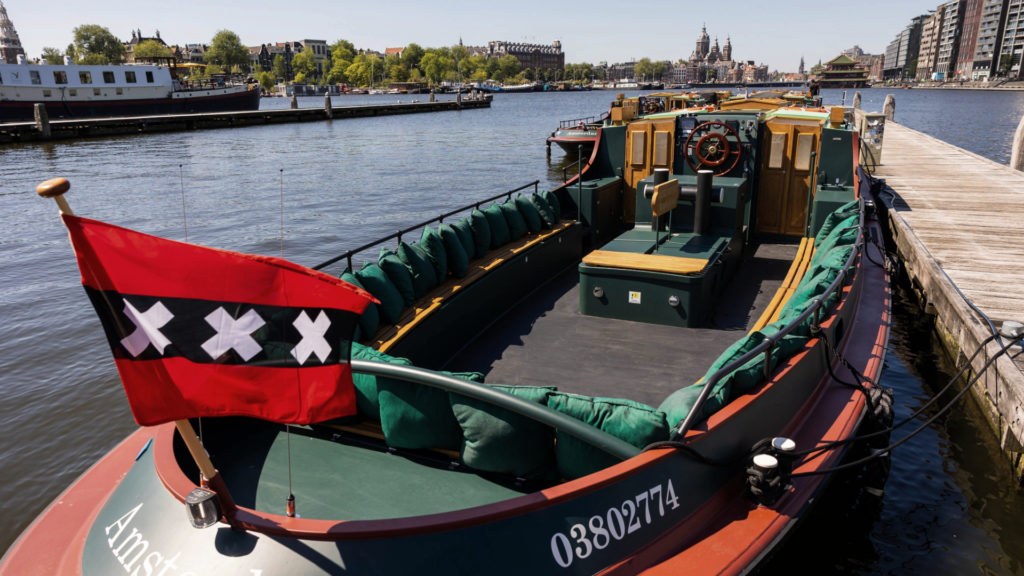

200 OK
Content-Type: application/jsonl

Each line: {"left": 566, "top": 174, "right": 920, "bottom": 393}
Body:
{"left": 447, "top": 240, "right": 800, "bottom": 408}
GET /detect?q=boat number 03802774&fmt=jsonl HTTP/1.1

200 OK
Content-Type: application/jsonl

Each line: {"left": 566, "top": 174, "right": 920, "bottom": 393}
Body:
{"left": 550, "top": 479, "right": 680, "bottom": 568}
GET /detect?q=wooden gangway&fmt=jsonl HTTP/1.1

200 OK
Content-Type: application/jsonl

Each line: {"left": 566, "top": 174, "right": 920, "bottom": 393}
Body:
{"left": 874, "top": 121, "right": 1024, "bottom": 467}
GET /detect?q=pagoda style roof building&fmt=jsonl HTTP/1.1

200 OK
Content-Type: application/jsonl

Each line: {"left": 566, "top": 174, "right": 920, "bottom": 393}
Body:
{"left": 817, "top": 54, "right": 869, "bottom": 88}
{"left": 0, "top": 0, "right": 26, "bottom": 64}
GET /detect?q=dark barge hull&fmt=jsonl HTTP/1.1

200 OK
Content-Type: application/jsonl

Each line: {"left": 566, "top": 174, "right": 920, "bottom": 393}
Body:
{"left": 0, "top": 87, "right": 260, "bottom": 122}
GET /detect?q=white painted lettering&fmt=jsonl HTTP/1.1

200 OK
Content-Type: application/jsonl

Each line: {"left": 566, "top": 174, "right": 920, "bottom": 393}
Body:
{"left": 156, "top": 552, "right": 180, "bottom": 576}
{"left": 132, "top": 550, "right": 163, "bottom": 576}
{"left": 114, "top": 527, "right": 149, "bottom": 570}
{"left": 105, "top": 503, "right": 143, "bottom": 547}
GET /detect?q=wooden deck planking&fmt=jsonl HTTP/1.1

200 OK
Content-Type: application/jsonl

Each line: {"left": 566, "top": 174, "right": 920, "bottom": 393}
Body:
{"left": 876, "top": 123, "right": 1024, "bottom": 324}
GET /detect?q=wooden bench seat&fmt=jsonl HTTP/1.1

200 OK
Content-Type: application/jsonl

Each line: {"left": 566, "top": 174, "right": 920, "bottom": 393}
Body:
{"left": 581, "top": 250, "right": 709, "bottom": 275}
{"left": 365, "top": 221, "right": 575, "bottom": 353}
{"left": 749, "top": 236, "right": 815, "bottom": 331}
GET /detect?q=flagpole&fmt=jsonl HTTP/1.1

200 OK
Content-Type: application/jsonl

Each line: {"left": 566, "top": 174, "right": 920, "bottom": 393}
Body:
{"left": 37, "top": 177, "right": 239, "bottom": 527}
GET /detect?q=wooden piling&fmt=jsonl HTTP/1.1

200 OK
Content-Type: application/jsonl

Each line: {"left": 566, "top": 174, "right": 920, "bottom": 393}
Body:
{"left": 290, "top": 95, "right": 298, "bottom": 109}
{"left": 1011, "top": 111, "right": 1024, "bottom": 172}
{"left": 852, "top": 91, "right": 861, "bottom": 110}
{"left": 883, "top": 94, "right": 895, "bottom": 122}
{"left": 33, "top": 103, "right": 50, "bottom": 139}
{"left": 324, "top": 93, "right": 333, "bottom": 119}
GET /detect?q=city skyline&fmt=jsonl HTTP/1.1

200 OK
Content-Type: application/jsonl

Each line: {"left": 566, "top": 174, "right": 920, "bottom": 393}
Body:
{"left": 4, "top": 0, "right": 934, "bottom": 71}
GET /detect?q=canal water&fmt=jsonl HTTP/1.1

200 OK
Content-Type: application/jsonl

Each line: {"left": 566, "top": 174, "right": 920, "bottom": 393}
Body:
{"left": 0, "top": 88, "right": 1022, "bottom": 574}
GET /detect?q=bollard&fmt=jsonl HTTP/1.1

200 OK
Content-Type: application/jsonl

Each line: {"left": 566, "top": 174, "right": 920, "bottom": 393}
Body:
{"left": 430, "top": 91, "right": 436, "bottom": 103}
{"left": 324, "top": 93, "right": 333, "bottom": 119}
{"left": 883, "top": 94, "right": 895, "bottom": 122}
{"left": 33, "top": 103, "right": 50, "bottom": 138}
{"left": 1011, "top": 112, "right": 1024, "bottom": 172}
{"left": 290, "top": 95, "right": 298, "bottom": 109}
{"left": 853, "top": 91, "right": 862, "bottom": 110}
{"left": 695, "top": 170, "right": 712, "bottom": 236}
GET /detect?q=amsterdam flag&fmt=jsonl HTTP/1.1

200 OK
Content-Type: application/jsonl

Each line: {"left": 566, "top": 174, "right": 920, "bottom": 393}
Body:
{"left": 62, "top": 213, "right": 375, "bottom": 426}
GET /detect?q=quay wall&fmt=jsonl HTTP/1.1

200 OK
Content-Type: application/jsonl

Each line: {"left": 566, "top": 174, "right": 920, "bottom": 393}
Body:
{"left": 0, "top": 97, "right": 491, "bottom": 144}
{"left": 873, "top": 123, "right": 1024, "bottom": 484}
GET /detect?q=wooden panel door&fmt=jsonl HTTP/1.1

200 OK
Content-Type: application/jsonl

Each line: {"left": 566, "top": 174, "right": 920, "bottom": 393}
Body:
{"left": 623, "top": 121, "right": 652, "bottom": 225}
{"left": 756, "top": 122, "right": 790, "bottom": 235}
{"left": 783, "top": 126, "right": 818, "bottom": 235}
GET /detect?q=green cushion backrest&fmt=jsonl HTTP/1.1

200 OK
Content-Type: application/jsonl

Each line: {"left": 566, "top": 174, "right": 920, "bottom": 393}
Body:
{"left": 341, "top": 269, "right": 379, "bottom": 338}
{"left": 379, "top": 369, "right": 484, "bottom": 451}
{"left": 469, "top": 209, "right": 491, "bottom": 259}
{"left": 449, "top": 384, "right": 557, "bottom": 479}
{"left": 355, "top": 263, "right": 404, "bottom": 325}
{"left": 814, "top": 200, "right": 858, "bottom": 245}
{"left": 548, "top": 392, "right": 669, "bottom": 480}
{"left": 379, "top": 248, "right": 416, "bottom": 307}
{"left": 541, "top": 189, "right": 562, "bottom": 222}
{"left": 439, "top": 223, "right": 469, "bottom": 278}
{"left": 532, "top": 193, "right": 555, "bottom": 228}
{"left": 452, "top": 218, "right": 476, "bottom": 261}
{"left": 398, "top": 241, "right": 437, "bottom": 299}
{"left": 812, "top": 220, "right": 858, "bottom": 265}
{"left": 420, "top": 226, "right": 448, "bottom": 281}
{"left": 500, "top": 200, "right": 528, "bottom": 241}
{"left": 483, "top": 203, "right": 511, "bottom": 249}
{"left": 516, "top": 194, "right": 543, "bottom": 234}
{"left": 350, "top": 342, "right": 412, "bottom": 419}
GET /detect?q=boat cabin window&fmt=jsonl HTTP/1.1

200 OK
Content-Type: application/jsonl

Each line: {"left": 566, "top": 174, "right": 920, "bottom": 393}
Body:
{"left": 30, "top": 70, "right": 40, "bottom": 85}
{"left": 69, "top": 89, "right": 77, "bottom": 96}
{"left": 146, "top": 71, "right": 154, "bottom": 83}
{"left": 103, "top": 71, "right": 115, "bottom": 83}
{"left": 125, "top": 71, "right": 137, "bottom": 83}
{"left": 93, "top": 88, "right": 101, "bottom": 96}
{"left": 79, "top": 71, "right": 92, "bottom": 84}
{"left": 42, "top": 89, "right": 51, "bottom": 97}
{"left": 116, "top": 87, "right": 123, "bottom": 95}
{"left": 53, "top": 71, "right": 68, "bottom": 84}
{"left": 0, "top": 71, "right": 3, "bottom": 84}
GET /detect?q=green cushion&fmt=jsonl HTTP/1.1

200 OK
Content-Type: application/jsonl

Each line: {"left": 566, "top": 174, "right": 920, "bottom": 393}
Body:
{"left": 452, "top": 218, "right": 476, "bottom": 261}
{"left": 379, "top": 248, "right": 416, "bottom": 307}
{"left": 398, "top": 241, "right": 437, "bottom": 299}
{"left": 814, "top": 201, "right": 858, "bottom": 244}
{"left": 355, "top": 263, "right": 404, "bottom": 325}
{"left": 379, "top": 370, "right": 484, "bottom": 451}
{"left": 439, "top": 223, "right": 469, "bottom": 278}
{"left": 483, "top": 204, "right": 510, "bottom": 249}
{"left": 548, "top": 393, "right": 669, "bottom": 480}
{"left": 813, "top": 224, "right": 859, "bottom": 262}
{"left": 419, "top": 227, "right": 448, "bottom": 280}
{"left": 341, "top": 269, "right": 379, "bottom": 338}
{"left": 468, "top": 210, "right": 491, "bottom": 259}
{"left": 500, "top": 200, "right": 528, "bottom": 241}
{"left": 516, "top": 194, "right": 543, "bottom": 234}
{"left": 541, "top": 190, "right": 562, "bottom": 223}
{"left": 450, "top": 385, "right": 556, "bottom": 478}
{"left": 532, "top": 193, "right": 556, "bottom": 228}
{"left": 350, "top": 343, "right": 412, "bottom": 419}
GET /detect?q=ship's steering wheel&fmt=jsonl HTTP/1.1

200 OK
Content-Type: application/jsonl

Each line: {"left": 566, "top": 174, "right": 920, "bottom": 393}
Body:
{"left": 684, "top": 121, "right": 742, "bottom": 176}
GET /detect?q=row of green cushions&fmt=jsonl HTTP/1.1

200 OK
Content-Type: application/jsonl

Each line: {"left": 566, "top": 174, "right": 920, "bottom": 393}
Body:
{"left": 340, "top": 191, "right": 564, "bottom": 340}
{"left": 350, "top": 344, "right": 668, "bottom": 480}
{"left": 658, "top": 202, "right": 863, "bottom": 428}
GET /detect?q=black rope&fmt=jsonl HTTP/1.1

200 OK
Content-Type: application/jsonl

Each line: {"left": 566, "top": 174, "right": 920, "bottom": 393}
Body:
{"left": 788, "top": 333, "right": 1020, "bottom": 478}
{"left": 641, "top": 440, "right": 737, "bottom": 467}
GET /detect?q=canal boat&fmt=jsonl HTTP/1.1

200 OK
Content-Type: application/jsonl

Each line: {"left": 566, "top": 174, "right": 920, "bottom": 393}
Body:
{"left": 1, "top": 97, "right": 890, "bottom": 575}
{"left": 547, "top": 114, "right": 604, "bottom": 155}
{"left": 0, "top": 58, "right": 260, "bottom": 122}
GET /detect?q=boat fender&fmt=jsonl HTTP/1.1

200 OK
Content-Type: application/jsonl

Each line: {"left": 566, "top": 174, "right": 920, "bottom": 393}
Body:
{"left": 864, "top": 386, "right": 895, "bottom": 448}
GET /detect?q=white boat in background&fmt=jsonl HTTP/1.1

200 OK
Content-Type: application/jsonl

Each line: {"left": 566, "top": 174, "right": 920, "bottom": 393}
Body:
{"left": 0, "top": 56, "right": 259, "bottom": 122}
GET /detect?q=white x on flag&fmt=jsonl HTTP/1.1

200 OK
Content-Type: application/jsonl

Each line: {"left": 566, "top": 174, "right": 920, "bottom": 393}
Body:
{"left": 291, "top": 310, "right": 332, "bottom": 365}
{"left": 202, "top": 307, "right": 265, "bottom": 361}
{"left": 121, "top": 299, "right": 174, "bottom": 357}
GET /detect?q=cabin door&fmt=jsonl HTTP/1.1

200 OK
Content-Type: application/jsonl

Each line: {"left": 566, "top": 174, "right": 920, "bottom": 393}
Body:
{"left": 756, "top": 120, "right": 820, "bottom": 236}
{"left": 624, "top": 119, "right": 675, "bottom": 225}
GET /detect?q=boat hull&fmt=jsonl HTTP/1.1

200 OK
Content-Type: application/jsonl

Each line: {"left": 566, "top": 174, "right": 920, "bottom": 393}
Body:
{"left": 547, "top": 129, "right": 598, "bottom": 154}
{"left": 0, "top": 87, "right": 261, "bottom": 122}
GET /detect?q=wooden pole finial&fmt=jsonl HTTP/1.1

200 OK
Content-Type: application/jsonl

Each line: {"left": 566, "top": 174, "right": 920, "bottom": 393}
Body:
{"left": 36, "top": 177, "right": 74, "bottom": 215}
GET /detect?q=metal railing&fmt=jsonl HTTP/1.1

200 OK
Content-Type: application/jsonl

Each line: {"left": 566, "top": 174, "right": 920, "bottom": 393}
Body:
{"left": 672, "top": 192, "right": 868, "bottom": 440}
{"left": 313, "top": 180, "right": 540, "bottom": 272}
{"left": 557, "top": 115, "right": 602, "bottom": 129}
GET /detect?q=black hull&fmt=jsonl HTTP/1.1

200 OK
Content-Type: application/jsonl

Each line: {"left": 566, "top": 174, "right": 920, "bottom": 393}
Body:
{"left": 0, "top": 88, "right": 261, "bottom": 122}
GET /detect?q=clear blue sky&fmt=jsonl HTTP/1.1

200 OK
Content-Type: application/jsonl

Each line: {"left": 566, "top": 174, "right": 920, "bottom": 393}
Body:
{"left": 5, "top": 0, "right": 933, "bottom": 71}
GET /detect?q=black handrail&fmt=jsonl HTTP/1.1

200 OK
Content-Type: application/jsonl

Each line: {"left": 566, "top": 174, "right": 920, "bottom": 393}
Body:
{"left": 313, "top": 180, "right": 540, "bottom": 271}
{"left": 672, "top": 193, "right": 868, "bottom": 439}
{"left": 558, "top": 115, "right": 600, "bottom": 129}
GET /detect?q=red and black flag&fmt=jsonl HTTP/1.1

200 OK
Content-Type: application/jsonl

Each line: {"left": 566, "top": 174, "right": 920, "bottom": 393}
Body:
{"left": 62, "top": 213, "right": 375, "bottom": 426}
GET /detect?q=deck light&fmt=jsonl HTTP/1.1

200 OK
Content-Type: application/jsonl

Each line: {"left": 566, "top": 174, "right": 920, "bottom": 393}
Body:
{"left": 668, "top": 295, "right": 680, "bottom": 307}
{"left": 592, "top": 286, "right": 604, "bottom": 299}
{"left": 185, "top": 487, "right": 221, "bottom": 529}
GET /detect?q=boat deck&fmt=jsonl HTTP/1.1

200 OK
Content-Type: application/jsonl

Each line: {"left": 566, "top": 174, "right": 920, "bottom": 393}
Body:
{"left": 447, "top": 240, "right": 799, "bottom": 407}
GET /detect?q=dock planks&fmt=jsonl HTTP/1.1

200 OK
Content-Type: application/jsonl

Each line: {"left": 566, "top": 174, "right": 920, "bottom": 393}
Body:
{"left": 875, "top": 123, "right": 1024, "bottom": 324}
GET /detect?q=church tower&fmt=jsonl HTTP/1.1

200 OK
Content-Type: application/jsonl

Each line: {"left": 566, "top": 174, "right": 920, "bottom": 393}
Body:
{"left": 723, "top": 36, "right": 732, "bottom": 62}
{"left": 0, "top": 0, "right": 26, "bottom": 64}
{"left": 799, "top": 56, "right": 805, "bottom": 75}
{"left": 695, "top": 24, "right": 709, "bottom": 60}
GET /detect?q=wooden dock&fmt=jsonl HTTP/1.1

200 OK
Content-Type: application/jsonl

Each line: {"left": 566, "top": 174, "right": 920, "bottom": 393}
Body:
{"left": 874, "top": 122, "right": 1024, "bottom": 478}
{"left": 0, "top": 97, "right": 491, "bottom": 144}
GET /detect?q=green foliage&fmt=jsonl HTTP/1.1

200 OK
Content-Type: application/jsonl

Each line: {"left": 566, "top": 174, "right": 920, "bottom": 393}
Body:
{"left": 330, "top": 39, "right": 356, "bottom": 63}
{"left": 402, "top": 43, "right": 424, "bottom": 70}
{"left": 634, "top": 58, "right": 665, "bottom": 81}
{"left": 41, "top": 47, "right": 63, "bottom": 65}
{"left": 256, "top": 70, "right": 275, "bottom": 91}
{"left": 133, "top": 39, "right": 174, "bottom": 60}
{"left": 292, "top": 46, "right": 318, "bottom": 82}
{"left": 72, "top": 24, "right": 126, "bottom": 64}
{"left": 388, "top": 63, "right": 409, "bottom": 82}
{"left": 272, "top": 54, "right": 289, "bottom": 81}
{"left": 419, "top": 50, "right": 454, "bottom": 84}
{"left": 205, "top": 30, "right": 249, "bottom": 72}
{"left": 497, "top": 54, "right": 521, "bottom": 80}
{"left": 346, "top": 53, "right": 381, "bottom": 87}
